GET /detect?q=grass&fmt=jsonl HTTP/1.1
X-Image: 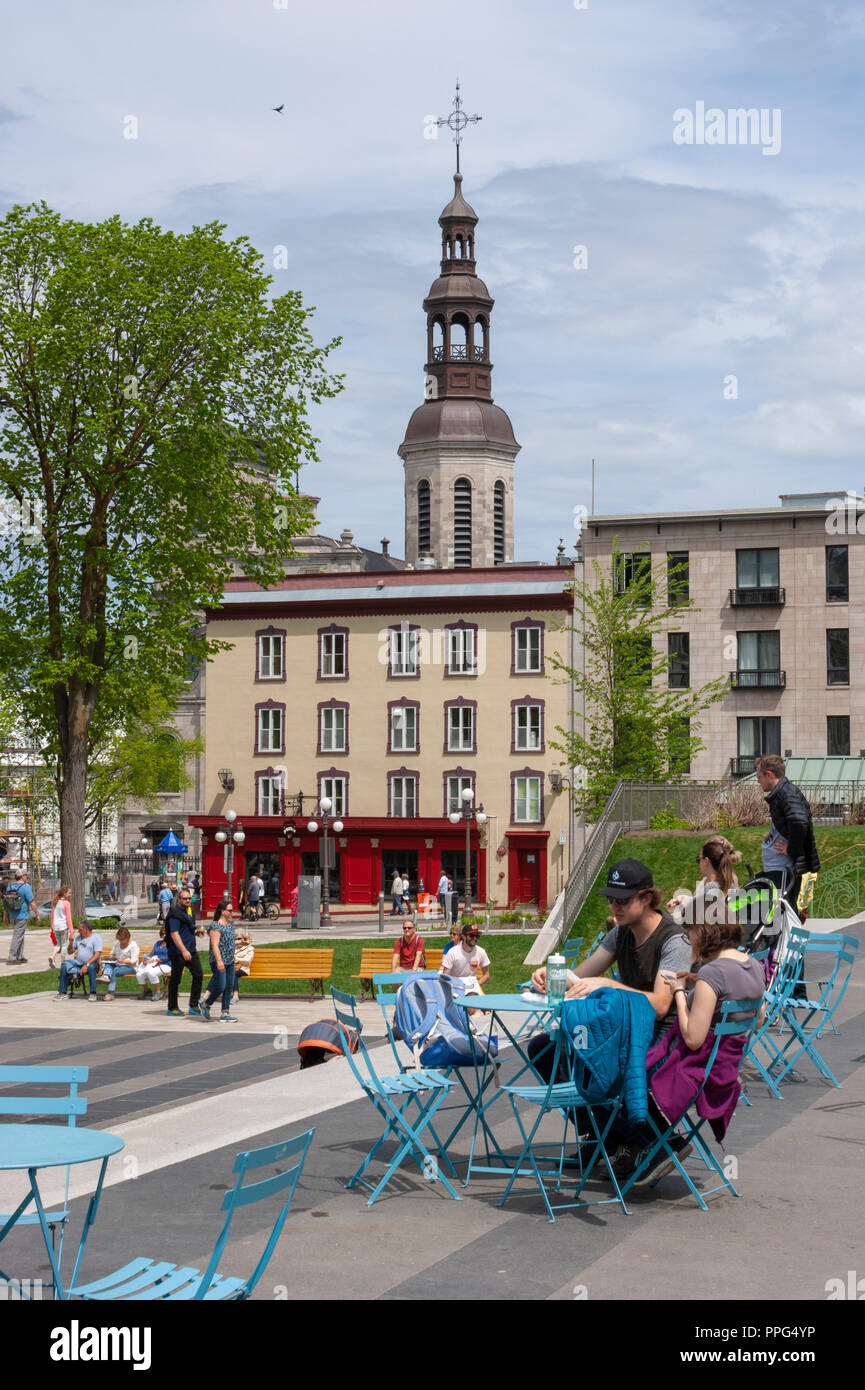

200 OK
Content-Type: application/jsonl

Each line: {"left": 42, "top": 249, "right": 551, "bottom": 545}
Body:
{"left": 0, "top": 933, "right": 540, "bottom": 1000}
{"left": 569, "top": 824, "right": 865, "bottom": 940}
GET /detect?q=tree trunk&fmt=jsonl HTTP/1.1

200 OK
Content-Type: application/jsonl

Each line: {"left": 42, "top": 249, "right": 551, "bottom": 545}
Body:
{"left": 59, "top": 738, "right": 89, "bottom": 922}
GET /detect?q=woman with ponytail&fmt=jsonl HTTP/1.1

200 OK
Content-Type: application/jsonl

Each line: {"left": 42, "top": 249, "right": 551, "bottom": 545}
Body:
{"left": 49, "top": 885, "right": 73, "bottom": 969}
{"left": 667, "top": 837, "right": 742, "bottom": 927}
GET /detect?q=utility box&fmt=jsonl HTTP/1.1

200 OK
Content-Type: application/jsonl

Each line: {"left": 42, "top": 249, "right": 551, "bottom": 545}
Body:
{"left": 297, "top": 875, "right": 321, "bottom": 932}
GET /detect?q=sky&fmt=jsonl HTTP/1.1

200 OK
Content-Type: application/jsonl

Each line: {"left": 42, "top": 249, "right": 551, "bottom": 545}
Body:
{"left": 2, "top": 0, "right": 863, "bottom": 561}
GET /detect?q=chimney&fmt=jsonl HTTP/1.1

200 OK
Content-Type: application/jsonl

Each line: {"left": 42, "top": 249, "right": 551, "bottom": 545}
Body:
{"left": 380, "top": 537, "right": 390, "bottom": 556}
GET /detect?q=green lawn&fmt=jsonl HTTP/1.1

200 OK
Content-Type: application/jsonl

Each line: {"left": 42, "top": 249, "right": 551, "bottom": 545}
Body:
{"left": 0, "top": 933, "right": 541, "bottom": 1000}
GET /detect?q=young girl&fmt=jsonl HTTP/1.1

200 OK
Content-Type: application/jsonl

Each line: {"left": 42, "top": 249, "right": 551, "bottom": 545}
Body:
{"left": 49, "top": 885, "right": 73, "bottom": 969}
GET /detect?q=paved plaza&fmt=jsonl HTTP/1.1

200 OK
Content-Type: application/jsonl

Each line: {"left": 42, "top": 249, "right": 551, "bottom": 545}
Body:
{"left": 0, "top": 921, "right": 863, "bottom": 1304}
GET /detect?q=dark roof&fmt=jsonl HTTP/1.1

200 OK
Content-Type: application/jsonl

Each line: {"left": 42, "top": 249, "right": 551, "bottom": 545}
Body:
{"left": 401, "top": 398, "right": 518, "bottom": 449}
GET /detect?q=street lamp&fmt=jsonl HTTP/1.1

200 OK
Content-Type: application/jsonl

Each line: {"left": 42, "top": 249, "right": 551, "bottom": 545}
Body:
{"left": 136, "top": 839, "right": 150, "bottom": 898}
{"left": 307, "top": 796, "right": 344, "bottom": 929}
{"left": 448, "top": 786, "right": 486, "bottom": 917}
{"left": 214, "top": 811, "right": 245, "bottom": 909}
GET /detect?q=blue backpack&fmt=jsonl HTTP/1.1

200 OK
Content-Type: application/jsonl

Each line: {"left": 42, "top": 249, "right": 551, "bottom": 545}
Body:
{"left": 393, "top": 975, "right": 498, "bottom": 1069}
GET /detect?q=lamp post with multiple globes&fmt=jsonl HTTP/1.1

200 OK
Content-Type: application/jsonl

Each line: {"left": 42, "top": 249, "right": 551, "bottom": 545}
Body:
{"left": 448, "top": 787, "right": 486, "bottom": 918}
{"left": 306, "top": 797, "right": 343, "bottom": 929}
{"left": 212, "top": 810, "right": 245, "bottom": 909}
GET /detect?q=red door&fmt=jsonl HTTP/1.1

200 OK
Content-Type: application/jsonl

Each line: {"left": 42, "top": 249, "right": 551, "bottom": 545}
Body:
{"left": 515, "top": 850, "right": 540, "bottom": 904}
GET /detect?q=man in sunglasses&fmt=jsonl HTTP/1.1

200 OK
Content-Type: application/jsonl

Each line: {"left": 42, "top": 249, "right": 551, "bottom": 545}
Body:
{"left": 165, "top": 886, "right": 204, "bottom": 1017}
{"left": 440, "top": 923, "right": 490, "bottom": 991}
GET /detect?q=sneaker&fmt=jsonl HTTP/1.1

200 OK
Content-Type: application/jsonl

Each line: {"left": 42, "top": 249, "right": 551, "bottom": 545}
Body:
{"left": 199, "top": 1000, "right": 212, "bottom": 1021}
{"left": 88, "top": 992, "right": 98, "bottom": 1001}
{"left": 219, "top": 1012, "right": 239, "bottom": 1023}
{"left": 138, "top": 989, "right": 153, "bottom": 1000}
{"left": 98, "top": 973, "right": 111, "bottom": 983}
{"left": 166, "top": 1008, "right": 185, "bottom": 1016}
{"left": 631, "top": 1138, "right": 693, "bottom": 1186}
{"left": 187, "top": 1006, "right": 204, "bottom": 1017}
{"left": 52, "top": 993, "right": 69, "bottom": 1001}
{"left": 104, "top": 993, "right": 115, "bottom": 1001}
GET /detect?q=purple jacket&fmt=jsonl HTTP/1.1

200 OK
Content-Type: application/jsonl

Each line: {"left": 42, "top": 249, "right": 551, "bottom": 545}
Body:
{"left": 645, "top": 1022, "right": 745, "bottom": 1143}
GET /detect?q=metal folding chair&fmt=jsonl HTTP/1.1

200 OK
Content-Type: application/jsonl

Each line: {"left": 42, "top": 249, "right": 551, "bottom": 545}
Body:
{"left": 619, "top": 997, "right": 763, "bottom": 1210}
{"left": 0, "top": 1065, "right": 88, "bottom": 1296}
{"left": 69, "top": 1128, "right": 314, "bottom": 1300}
{"left": 496, "top": 1012, "right": 633, "bottom": 1221}
{"left": 758, "top": 930, "right": 858, "bottom": 1090}
{"left": 331, "top": 987, "right": 462, "bottom": 1205}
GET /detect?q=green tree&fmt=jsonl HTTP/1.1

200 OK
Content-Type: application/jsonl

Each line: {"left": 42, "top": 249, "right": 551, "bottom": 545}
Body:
{"left": 0, "top": 204, "right": 342, "bottom": 915}
{"left": 550, "top": 542, "right": 727, "bottom": 817}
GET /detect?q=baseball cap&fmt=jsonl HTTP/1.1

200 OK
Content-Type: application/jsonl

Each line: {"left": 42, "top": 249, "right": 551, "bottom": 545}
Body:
{"left": 596, "top": 859, "right": 653, "bottom": 900}
{"left": 461, "top": 923, "right": 481, "bottom": 937}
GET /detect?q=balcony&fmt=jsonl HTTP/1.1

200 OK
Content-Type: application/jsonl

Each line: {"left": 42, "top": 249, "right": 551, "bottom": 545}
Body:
{"left": 431, "top": 344, "right": 488, "bottom": 363}
{"left": 729, "top": 670, "right": 786, "bottom": 690}
{"left": 730, "top": 756, "right": 757, "bottom": 777}
{"left": 729, "top": 586, "right": 785, "bottom": 607}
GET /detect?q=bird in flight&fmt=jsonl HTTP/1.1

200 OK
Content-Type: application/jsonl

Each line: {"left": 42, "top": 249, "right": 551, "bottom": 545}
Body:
{"left": 273, "top": 104, "right": 284, "bottom": 113}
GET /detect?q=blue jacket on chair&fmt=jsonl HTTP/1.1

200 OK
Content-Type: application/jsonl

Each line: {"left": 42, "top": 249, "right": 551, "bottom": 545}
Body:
{"left": 561, "top": 989, "right": 656, "bottom": 1122}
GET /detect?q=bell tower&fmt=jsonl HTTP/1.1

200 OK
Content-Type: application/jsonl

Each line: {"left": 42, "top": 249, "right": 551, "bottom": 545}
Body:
{"left": 399, "top": 91, "right": 519, "bottom": 569}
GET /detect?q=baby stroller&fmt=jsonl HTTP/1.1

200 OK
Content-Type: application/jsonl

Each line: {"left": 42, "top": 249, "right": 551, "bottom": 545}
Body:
{"left": 730, "top": 871, "right": 798, "bottom": 985}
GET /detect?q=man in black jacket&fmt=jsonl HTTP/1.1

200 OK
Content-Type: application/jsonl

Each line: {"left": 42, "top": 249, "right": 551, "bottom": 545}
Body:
{"left": 756, "top": 755, "right": 820, "bottom": 914}
{"left": 165, "top": 887, "right": 203, "bottom": 1017}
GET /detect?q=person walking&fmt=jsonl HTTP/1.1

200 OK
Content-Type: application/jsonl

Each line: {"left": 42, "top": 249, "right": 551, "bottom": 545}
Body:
{"left": 390, "top": 870, "right": 404, "bottom": 916}
{"left": 157, "top": 881, "right": 173, "bottom": 924}
{"left": 4, "top": 869, "right": 37, "bottom": 965}
{"left": 437, "top": 869, "right": 449, "bottom": 923}
{"left": 49, "top": 885, "right": 74, "bottom": 969}
{"left": 200, "top": 901, "right": 238, "bottom": 1022}
{"left": 165, "top": 885, "right": 204, "bottom": 1017}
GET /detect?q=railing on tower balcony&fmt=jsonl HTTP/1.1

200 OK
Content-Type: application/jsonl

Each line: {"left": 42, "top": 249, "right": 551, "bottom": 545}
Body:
{"left": 431, "top": 344, "right": 488, "bottom": 363}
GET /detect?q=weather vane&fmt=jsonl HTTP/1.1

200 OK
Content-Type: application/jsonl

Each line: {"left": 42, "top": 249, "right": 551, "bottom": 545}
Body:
{"left": 435, "top": 79, "right": 482, "bottom": 174}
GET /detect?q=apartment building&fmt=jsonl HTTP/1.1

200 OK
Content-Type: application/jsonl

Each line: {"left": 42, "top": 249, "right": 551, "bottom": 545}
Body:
{"left": 581, "top": 491, "right": 863, "bottom": 779}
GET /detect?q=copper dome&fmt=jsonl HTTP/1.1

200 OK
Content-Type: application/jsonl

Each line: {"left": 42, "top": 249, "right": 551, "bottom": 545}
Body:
{"left": 401, "top": 398, "right": 518, "bottom": 449}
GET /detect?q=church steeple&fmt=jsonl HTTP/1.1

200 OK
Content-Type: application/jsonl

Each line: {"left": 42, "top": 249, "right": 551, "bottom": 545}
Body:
{"left": 399, "top": 164, "right": 520, "bottom": 570}
{"left": 423, "top": 174, "right": 493, "bottom": 404}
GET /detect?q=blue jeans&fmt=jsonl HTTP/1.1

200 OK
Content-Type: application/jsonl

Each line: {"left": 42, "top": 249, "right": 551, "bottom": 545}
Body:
{"left": 390, "top": 895, "right": 403, "bottom": 915}
{"left": 59, "top": 959, "right": 98, "bottom": 994}
{"left": 101, "top": 962, "right": 137, "bottom": 994}
{"left": 204, "top": 963, "right": 237, "bottom": 1013}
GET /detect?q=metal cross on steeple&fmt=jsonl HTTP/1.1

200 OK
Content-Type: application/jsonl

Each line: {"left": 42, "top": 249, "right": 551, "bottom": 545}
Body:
{"left": 435, "top": 79, "right": 482, "bottom": 174}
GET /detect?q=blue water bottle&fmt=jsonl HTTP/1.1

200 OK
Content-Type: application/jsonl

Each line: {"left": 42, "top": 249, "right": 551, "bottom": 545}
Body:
{"left": 547, "top": 954, "right": 567, "bottom": 1008}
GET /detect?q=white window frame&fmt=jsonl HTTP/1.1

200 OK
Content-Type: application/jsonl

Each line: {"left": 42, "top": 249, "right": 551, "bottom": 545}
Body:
{"left": 258, "top": 774, "right": 284, "bottom": 816}
{"left": 321, "top": 632, "right": 346, "bottom": 678}
{"left": 321, "top": 706, "right": 346, "bottom": 752}
{"left": 514, "top": 626, "right": 541, "bottom": 673}
{"left": 514, "top": 775, "right": 542, "bottom": 822}
{"left": 391, "top": 776, "right": 417, "bottom": 818}
{"left": 257, "top": 707, "right": 283, "bottom": 753}
{"left": 390, "top": 706, "right": 417, "bottom": 752}
{"left": 390, "top": 627, "right": 418, "bottom": 676}
{"left": 320, "top": 776, "right": 346, "bottom": 816}
{"left": 447, "top": 775, "right": 473, "bottom": 814}
{"left": 448, "top": 704, "right": 474, "bottom": 752}
{"left": 448, "top": 628, "right": 475, "bottom": 674}
{"left": 258, "top": 634, "right": 284, "bottom": 680}
{"left": 515, "top": 704, "right": 542, "bottom": 751}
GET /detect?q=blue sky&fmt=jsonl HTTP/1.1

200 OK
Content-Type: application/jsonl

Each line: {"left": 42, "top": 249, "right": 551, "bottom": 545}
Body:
{"left": 2, "top": 0, "right": 863, "bottom": 559}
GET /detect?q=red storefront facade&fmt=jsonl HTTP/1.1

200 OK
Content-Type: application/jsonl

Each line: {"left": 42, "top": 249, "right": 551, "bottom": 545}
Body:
{"left": 191, "top": 814, "right": 549, "bottom": 914}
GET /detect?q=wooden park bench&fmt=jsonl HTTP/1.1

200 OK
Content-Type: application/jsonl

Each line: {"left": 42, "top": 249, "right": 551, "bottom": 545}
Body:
{"left": 352, "top": 946, "right": 444, "bottom": 1000}
{"left": 243, "top": 948, "right": 334, "bottom": 1001}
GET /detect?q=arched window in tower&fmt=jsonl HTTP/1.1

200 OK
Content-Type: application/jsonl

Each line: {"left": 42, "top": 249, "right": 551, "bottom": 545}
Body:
{"left": 431, "top": 316, "right": 445, "bottom": 362}
{"left": 494, "top": 481, "right": 506, "bottom": 565}
{"left": 417, "top": 480, "right": 431, "bottom": 555}
{"left": 473, "top": 316, "right": 486, "bottom": 362}
{"left": 454, "top": 478, "right": 472, "bottom": 568}
{"left": 455, "top": 233, "right": 464, "bottom": 258}
{"left": 450, "top": 313, "right": 469, "bottom": 361}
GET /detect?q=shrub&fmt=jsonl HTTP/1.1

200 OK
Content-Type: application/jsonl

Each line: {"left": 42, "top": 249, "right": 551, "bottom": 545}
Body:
{"left": 649, "top": 802, "right": 689, "bottom": 830}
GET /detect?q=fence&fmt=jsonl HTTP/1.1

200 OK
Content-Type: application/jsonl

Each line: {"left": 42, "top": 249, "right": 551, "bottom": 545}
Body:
{"left": 541, "top": 779, "right": 865, "bottom": 953}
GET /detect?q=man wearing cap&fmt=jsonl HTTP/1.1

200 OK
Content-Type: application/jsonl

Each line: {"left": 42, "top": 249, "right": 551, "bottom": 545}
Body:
{"left": 4, "top": 869, "right": 37, "bottom": 964}
{"left": 529, "top": 858, "right": 690, "bottom": 1053}
{"left": 440, "top": 923, "right": 490, "bottom": 990}
{"left": 528, "top": 858, "right": 691, "bottom": 1171}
